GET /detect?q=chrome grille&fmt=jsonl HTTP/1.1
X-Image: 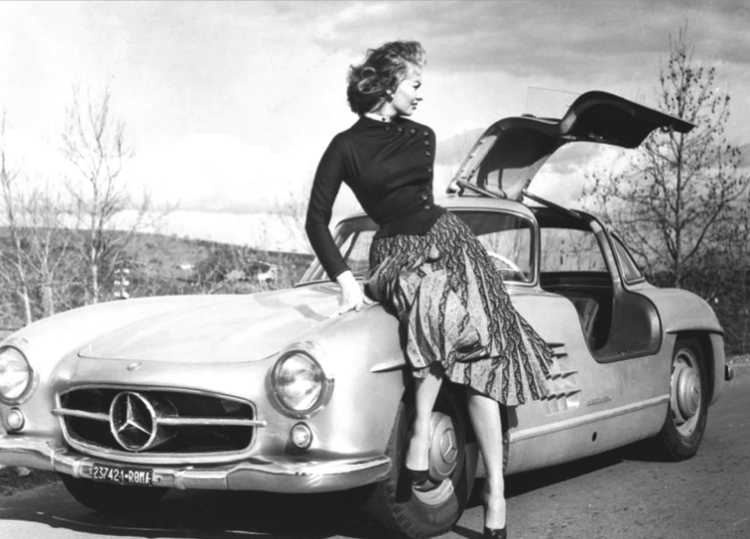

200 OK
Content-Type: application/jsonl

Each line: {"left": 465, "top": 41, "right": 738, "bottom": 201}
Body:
{"left": 55, "top": 387, "right": 263, "bottom": 463}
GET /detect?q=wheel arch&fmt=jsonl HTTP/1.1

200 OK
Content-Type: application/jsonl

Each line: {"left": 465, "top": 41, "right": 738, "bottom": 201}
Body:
{"left": 640, "top": 287, "right": 727, "bottom": 405}
{"left": 359, "top": 378, "right": 478, "bottom": 539}
{"left": 667, "top": 330, "right": 726, "bottom": 405}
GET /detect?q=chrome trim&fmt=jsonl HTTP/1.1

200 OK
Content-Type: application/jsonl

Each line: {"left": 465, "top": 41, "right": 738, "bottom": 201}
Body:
{"left": 53, "top": 407, "right": 265, "bottom": 428}
{"left": 370, "top": 358, "right": 407, "bottom": 373}
{"left": 157, "top": 417, "right": 265, "bottom": 427}
{"left": 55, "top": 385, "right": 263, "bottom": 465}
{"left": 511, "top": 395, "right": 669, "bottom": 443}
{"left": 52, "top": 408, "right": 109, "bottom": 422}
{"left": 0, "top": 436, "right": 391, "bottom": 494}
{"left": 548, "top": 370, "right": 577, "bottom": 380}
{"left": 0, "top": 339, "right": 39, "bottom": 406}
{"left": 109, "top": 391, "right": 163, "bottom": 451}
{"left": 269, "top": 342, "right": 334, "bottom": 419}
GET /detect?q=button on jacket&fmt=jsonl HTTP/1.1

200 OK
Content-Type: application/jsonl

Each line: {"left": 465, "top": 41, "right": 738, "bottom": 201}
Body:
{"left": 306, "top": 116, "right": 446, "bottom": 281}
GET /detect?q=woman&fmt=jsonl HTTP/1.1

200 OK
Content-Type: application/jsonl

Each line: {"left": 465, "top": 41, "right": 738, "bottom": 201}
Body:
{"left": 305, "top": 40, "right": 553, "bottom": 539}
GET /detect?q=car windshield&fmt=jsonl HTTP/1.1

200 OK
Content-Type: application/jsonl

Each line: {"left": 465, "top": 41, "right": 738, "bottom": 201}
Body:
{"left": 300, "top": 210, "right": 535, "bottom": 284}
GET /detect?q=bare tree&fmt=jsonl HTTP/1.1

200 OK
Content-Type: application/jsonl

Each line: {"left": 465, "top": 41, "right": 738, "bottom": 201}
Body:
{"left": 0, "top": 112, "right": 74, "bottom": 324}
{"left": 60, "top": 84, "right": 157, "bottom": 304}
{"left": 0, "top": 111, "right": 32, "bottom": 323}
{"left": 582, "top": 25, "right": 748, "bottom": 286}
{"left": 693, "top": 193, "right": 750, "bottom": 352}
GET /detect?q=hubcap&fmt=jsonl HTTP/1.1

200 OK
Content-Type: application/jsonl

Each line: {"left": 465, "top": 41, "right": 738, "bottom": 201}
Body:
{"left": 676, "top": 368, "right": 700, "bottom": 418}
{"left": 412, "top": 411, "right": 457, "bottom": 506}
{"left": 670, "top": 349, "right": 702, "bottom": 436}
{"left": 428, "top": 412, "right": 458, "bottom": 479}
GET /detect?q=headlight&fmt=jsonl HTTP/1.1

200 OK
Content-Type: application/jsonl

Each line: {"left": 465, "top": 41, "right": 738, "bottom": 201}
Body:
{"left": 271, "top": 348, "right": 333, "bottom": 418}
{"left": 0, "top": 346, "right": 34, "bottom": 404}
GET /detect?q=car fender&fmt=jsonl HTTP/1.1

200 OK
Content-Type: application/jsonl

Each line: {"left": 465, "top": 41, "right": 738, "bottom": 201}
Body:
{"left": 636, "top": 286, "right": 726, "bottom": 404}
{"left": 287, "top": 303, "right": 408, "bottom": 458}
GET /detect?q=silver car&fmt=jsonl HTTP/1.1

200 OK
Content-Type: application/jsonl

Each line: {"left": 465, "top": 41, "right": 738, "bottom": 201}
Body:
{"left": 0, "top": 91, "right": 731, "bottom": 539}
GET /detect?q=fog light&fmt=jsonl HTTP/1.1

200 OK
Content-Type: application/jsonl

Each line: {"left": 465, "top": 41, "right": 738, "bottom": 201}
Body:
{"left": 291, "top": 422, "right": 313, "bottom": 449}
{"left": 6, "top": 408, "right": 25, "bottom": 431}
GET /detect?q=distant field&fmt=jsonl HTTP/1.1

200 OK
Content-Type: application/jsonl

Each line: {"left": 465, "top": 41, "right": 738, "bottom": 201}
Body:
{"left": 0, "top": 228, "right": 315, "bottom": 332}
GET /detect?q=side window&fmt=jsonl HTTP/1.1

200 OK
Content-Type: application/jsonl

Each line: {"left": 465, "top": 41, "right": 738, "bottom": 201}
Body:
{"left": 540, "top": 227, "right": 607, "bottom": 272}
{"left": 611, "top": 234, "right": 644, "bottom": 283}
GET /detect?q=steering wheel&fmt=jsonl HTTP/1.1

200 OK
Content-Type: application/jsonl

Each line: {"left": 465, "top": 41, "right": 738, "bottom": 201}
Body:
{"left": 487, "top": 252, "right": 523, "bottom": 274}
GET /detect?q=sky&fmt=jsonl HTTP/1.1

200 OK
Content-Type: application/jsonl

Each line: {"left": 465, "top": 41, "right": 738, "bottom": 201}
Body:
{"left": 1, "top": 0, "right": 749, "bottom": 251}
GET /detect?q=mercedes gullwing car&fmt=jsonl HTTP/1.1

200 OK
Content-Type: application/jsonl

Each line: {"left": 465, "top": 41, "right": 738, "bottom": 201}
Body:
{"left": 0, "top": 91, "right": 732, "bottom": 539}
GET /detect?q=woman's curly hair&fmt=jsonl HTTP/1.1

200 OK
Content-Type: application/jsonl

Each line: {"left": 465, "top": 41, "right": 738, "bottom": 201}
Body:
{"left": 346, "top": 41, "right": 426, "bottom": 115}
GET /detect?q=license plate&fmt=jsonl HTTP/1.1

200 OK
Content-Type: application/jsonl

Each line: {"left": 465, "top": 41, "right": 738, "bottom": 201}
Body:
{"left": 91, "top": 463, "right": 154, "bottom": 487}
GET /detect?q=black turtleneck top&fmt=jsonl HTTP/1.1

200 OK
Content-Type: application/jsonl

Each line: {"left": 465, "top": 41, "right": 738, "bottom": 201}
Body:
{"left": 305, "top": 115, "right": 446, "bottom": 281}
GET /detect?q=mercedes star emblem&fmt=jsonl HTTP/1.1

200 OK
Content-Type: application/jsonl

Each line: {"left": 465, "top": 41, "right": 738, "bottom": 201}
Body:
{"left": 109, "top": 392, "right": 158, "bottom": 451}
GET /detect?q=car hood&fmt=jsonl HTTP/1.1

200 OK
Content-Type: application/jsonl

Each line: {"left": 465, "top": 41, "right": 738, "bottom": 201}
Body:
{"left": 77, "top": 284, "right": 339, "bottom": 363}
{"left": 448, "top": 90, "right": 695, "bottom": 200}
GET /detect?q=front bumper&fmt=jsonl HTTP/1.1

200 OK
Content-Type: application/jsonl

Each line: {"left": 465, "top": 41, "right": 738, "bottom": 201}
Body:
{"left": 0, "top": 435, "right": 392, "bottom": 493}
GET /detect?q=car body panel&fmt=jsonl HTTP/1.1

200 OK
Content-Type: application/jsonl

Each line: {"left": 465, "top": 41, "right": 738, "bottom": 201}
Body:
{"left": 79, "top": 288, "right": 339, "bottom": 362}
{"left": 501, "top": 290, "right": 672, "bottom": 474}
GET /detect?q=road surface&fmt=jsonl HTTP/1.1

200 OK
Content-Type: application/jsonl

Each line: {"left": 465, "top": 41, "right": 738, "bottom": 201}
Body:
{"left": 1, "top": 366, "right": 748, "bottom": 539}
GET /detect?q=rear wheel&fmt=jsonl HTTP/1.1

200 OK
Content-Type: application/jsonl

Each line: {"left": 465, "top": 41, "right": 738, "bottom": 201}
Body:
{"left": 59, "top": 474, "right": 168, "bottom": 514}
{"left": 361, "top": 384, "right": 478, "bottom": 539}
{"left": 654, "top": 338, "right": 708, "bottom": 460}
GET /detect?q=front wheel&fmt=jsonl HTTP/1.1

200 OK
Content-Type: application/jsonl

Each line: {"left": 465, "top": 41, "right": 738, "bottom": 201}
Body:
{"left": 59, "top": 474, "right": 169, "bottom": 514}
{"left": 361, "top": 384, "right": 478, "bottom": 539}
{"left": 653, "top": 338, "right": 708, "bottom": 461}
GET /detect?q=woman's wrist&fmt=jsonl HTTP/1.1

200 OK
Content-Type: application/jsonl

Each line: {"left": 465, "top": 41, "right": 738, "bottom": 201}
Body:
{"left": 335, "top": 270, "right": 357, "bottom": 288}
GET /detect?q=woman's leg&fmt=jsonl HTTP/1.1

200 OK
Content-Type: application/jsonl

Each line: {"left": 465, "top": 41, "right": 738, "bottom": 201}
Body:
{"left": 467, "top": 387, "right": 506, "bottom": 530}
{"left": 405, "top": 365, "right": 443, "bottom": 472}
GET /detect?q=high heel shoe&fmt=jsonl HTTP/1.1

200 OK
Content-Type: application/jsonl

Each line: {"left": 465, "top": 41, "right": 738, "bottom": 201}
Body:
{"left": 483, "top": 526, "right": 507, "bottom": 539}
{"left": 482, "top": 482, "right": 507, "bottom": 538}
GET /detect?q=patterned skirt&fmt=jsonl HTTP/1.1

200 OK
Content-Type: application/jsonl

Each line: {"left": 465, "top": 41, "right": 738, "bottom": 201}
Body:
{"left": 366, "top": 211, "right": 553, "bottom": 406}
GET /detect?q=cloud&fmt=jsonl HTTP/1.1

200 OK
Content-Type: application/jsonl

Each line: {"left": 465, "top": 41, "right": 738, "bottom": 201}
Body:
{"left": 305, "top": 1, "right": 750, "bottom": 98}
{"left": 532, "top": 144, "right": 626, "bottom": 206}
{"left": 123, "top": 133, "right": 304, "bottom": 213}
{"left": 3, "top": 0, "right": 749, "bottom": 242}
{"left": 146, "top": 210, "right": 312, "bottom": 253}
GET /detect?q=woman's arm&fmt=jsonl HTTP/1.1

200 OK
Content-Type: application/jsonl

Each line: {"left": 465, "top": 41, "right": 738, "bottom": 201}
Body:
{"left": 306, "top": 138, "right": 372, "bottom": 314}
{"left": 305, "top": 138, "right": 350, "bottom": 281}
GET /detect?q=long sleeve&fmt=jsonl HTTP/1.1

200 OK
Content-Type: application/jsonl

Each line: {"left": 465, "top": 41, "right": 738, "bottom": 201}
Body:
{"left": 305, "top": 137, "right": 351, "bottom": 281}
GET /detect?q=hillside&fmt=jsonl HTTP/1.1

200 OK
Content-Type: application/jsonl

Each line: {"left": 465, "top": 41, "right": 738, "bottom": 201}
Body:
{"left": 0, "top": 228, "right": 316, "bottom": 330}
{"left": 121, "top": 232, "right": 316, "bottom": 293}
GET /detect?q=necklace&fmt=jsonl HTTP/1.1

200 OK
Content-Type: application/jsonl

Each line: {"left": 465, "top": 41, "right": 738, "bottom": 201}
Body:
{"left": 364, "top": 112, "right": 393, "bottom": 123}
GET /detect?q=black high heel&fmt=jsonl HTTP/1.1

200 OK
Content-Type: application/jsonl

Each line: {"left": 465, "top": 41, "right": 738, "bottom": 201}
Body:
{"left": 483, "top": 526, "right": 507, "bottom": 539}
{"left": 482, "top": 482, "right": 507, "bottom": 538}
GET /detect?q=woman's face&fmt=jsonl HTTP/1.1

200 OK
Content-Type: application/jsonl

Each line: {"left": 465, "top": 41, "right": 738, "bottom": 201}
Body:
{"left": 389, "top": 63, "right": 422, "bottom": 117}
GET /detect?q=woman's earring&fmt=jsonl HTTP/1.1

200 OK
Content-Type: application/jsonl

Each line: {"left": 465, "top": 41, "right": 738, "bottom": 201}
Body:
{"left": 386, "top": 90, "right": 393, "bottom": 102}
